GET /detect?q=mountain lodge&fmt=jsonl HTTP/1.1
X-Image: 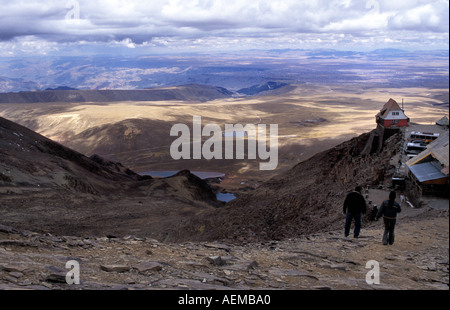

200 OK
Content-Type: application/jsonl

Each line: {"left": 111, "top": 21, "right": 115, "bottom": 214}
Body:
{"left": 376, "top": 98, "right": 409, "bottom": 128}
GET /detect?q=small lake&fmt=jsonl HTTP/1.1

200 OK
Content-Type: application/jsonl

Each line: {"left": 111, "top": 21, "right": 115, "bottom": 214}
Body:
{"left": 216, "top": 193, "right": 237, "bottom": 203}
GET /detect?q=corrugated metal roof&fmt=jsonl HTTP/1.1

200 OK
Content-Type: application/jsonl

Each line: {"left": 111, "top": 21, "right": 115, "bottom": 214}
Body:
{"left": 407, "top": 131, "right": 449, "bottom": 167}
{"left": 436, "top": 116, "right": 449, "bottom": 126}
{"left": 409, "top": 161, "right": 447, "bottom": 183}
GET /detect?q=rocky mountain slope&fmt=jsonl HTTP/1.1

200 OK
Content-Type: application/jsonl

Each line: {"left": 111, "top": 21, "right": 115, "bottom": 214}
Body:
{"left": 0, "top": 116, "right": 222, "bottom": 238}
{"left": 173, "top": 127, "right": 404, "bottom": 242}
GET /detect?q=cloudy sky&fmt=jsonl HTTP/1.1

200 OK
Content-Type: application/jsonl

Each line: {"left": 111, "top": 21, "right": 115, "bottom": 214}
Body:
{"left": 0, "top": 0, "right": 448, "bottom": 56}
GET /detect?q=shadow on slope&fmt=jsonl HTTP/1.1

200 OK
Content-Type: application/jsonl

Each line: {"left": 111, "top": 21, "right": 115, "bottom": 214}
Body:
{"left": 171, "top": 127, "right": 403, "bottom": 243}
{"left": 0, "top": 117, "right": 222, "bottom": 239}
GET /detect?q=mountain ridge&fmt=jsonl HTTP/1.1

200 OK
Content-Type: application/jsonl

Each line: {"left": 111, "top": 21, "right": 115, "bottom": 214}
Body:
{"left": 0, "top": 84, "right": 234, "bottom": 103}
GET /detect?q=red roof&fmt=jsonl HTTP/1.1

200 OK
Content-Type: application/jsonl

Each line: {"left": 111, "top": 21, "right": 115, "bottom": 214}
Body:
{"left": 376, "top": 98, "right": 403, "bottom": 119}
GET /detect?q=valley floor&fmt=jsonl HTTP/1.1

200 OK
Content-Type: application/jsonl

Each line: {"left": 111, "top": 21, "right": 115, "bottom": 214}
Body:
{"left": 0, "top": 205, "right": 447, "bottom": 290}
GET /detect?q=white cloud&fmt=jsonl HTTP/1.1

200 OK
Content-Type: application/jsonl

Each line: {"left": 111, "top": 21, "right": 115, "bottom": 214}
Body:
{"left": 0, "top": 36, "right": 61, "bottom": 56}
{"left": 0, "top": 0, "right": 448, "bottom": 53}
{"left": 389, "top": 2, "right": 448, "bottom": 32}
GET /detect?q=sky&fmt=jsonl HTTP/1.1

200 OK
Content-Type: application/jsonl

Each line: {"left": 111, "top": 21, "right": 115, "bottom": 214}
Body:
{"left": 0, "top": 0, "right": 448, "bottom": 56}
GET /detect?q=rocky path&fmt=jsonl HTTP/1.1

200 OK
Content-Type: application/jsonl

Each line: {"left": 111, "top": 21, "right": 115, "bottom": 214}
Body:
{"left": 0, "top": 208, "right": 448, "bottom": 290}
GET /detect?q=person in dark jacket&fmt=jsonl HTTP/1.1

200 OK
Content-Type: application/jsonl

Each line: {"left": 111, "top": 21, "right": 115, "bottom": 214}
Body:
{"left": 343, "top": 186, "right": 367, "bottom": 238}
{"left": 376, "top": 191, "right": 401, "bottom": 245}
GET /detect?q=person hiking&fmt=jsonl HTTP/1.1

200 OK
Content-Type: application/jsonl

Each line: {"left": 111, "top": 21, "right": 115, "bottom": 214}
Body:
{"left": 343, "top": 186, "right": 367, "bottom": 238}
{"left": 376, "top": 191, "right": 401, "bottom": 245}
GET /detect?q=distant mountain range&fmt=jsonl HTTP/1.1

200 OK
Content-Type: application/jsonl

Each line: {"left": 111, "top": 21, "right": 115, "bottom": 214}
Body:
{"left": 44, "top": 86, "right": 78, "bottom": 91}
{"left": 0, "top": 82, "right": 302, "bottom": 103}
{"left": 0, "top": 76, "right": 40, "bottom": 93}
{"left": 0, "top": 49, "right": 448, "bottom": 93}
{"left": 237, "top": 82, "right": 289, "bottom": 95}
{"left": 0, "top": 84, "right": 234, "bottom": 103}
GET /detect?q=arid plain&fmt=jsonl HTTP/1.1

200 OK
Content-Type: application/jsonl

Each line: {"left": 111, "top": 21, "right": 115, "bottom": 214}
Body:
{"left": 0, "top": 84, "right": 447, "bottom": 194}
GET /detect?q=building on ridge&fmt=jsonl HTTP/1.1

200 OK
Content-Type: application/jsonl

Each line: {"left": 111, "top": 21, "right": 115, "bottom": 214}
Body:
{"left": 376, "top": 98, "right": 409, "bottom": 128}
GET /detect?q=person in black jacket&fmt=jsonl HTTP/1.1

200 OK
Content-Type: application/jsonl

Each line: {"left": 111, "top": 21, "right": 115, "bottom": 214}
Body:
{"left": 376, "top": 191, "right": 401, "bottom": 245}
{"left": 343, "top": 186, "right": 367, "bottom": 238}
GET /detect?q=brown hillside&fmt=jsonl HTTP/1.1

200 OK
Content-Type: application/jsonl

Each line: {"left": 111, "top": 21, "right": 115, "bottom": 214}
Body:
{"left": 171, "top": 127, "right": 403, "bottom": 242}
{"left": 0, "top": 116, "right": 221, "bottom": 238}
